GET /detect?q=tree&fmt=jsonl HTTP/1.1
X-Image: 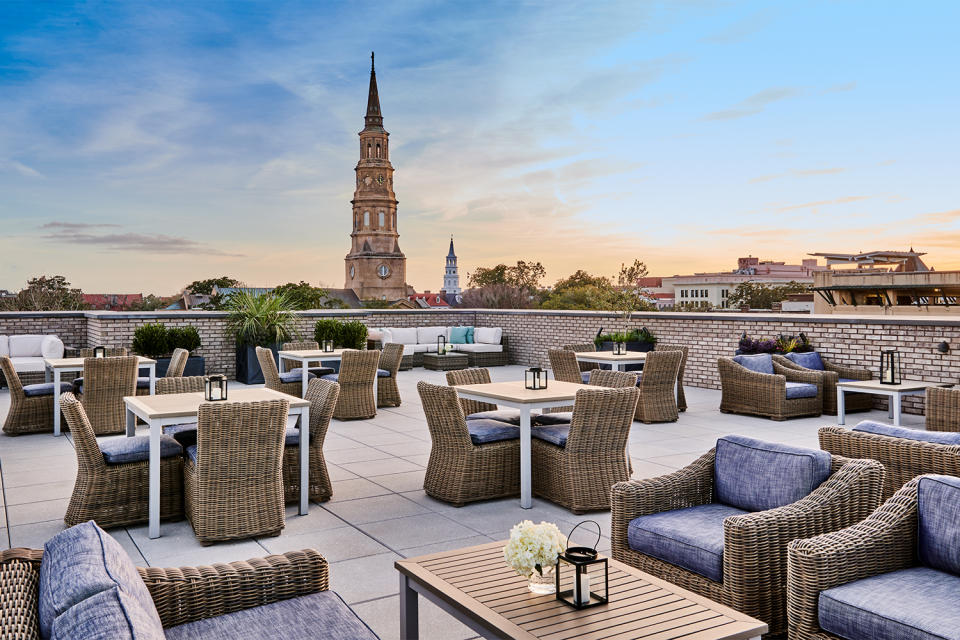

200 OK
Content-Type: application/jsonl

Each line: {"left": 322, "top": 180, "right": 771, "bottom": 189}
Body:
{"left": 539, "top": 284, "right": 614, "bottom": 310}
{"left": 551, "top": 270, "right": 611, "bottom": 293}
{"left": 127, "top": 294, "right": 168, "bottom": 311}
{"left": 467, "top": 260, "right": 545, "bottom": 290}
{"left": 460, "top": 284, "right": 535, "bottom": 309}
{"left": 273, "top": 281, "right": 346, "bottom": 310}
{"left": 184, "top": 276, "right": 239, "bottom": 296}
{"left": 727, "top": 280, "right": 811, "bottom": 309}
{"left": 0, "top": 275, "right": 87, "bottom": 311}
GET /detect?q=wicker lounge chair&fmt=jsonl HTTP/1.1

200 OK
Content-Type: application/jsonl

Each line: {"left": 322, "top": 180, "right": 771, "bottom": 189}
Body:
{"left": 377, "top": 343, "right": 403, "bottom": 408}
{"left": 532, "top": 386, "right": 639, "bottom": 513}
{"left": 634, "top": 349, "right": 682, "bottom": 423}
{"left": 78, "top": 356, "right": 138, "bottom": 435}
{"left": 773, "top": 352, "right": 872, "bottom": 415}
{"left": 718, "top": 354, "right": 823, "bottom": 420}
{"left": 418, "top": 381, "right": 520, "bottom": 506}
{"left": 611, "top": 436, "right": 883, "bottom": 636}
{"left": 281, "top": 340, "right": 336, "bottom": 377}
{"left": 819, "top": 421, "right": 960, "bottom": 499}
{"left": 655, "top": 343, "right": 688, "bottom": 412}
{"left": 256, "top": 345, "right": 310, "bottom": 397}
{"left": 136, "top": 347, "right": 189, "bottom": 396}
{"left": 788, "top": 476, "right": 960, "bottom": 640}
{"left": 562, "top": 342, "right": 598, "bottom": 374}
{"left": 323, "top": 349, "right": 379, "bottom": 420}
{"left": 61, "top": 392, "right": 184, "bottom": 528}
{"left": 926, "top": 385, "right": 960, "bottom": 432}
{"left": 282, "top": 378, "right": 340, "bottom": 504}
{"left": 184, "top": 399, "right": 288, "bottom": 544}
{"left": 0, "top": 356, "right": 72, "bottom": 436}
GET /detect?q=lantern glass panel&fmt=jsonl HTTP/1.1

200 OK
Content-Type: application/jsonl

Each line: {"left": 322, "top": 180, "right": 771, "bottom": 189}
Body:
{"left": 93, "top": 346, "right": 105, "bottom": 358}
{"left": 204, "top": 375, "right": 228, "bottom": 401}
{"left": 437, "top": 335, "right": 447, "bottom": 354}
{"left": 322, "top": 340, "right": 334, "bottom": 352}
{"left": 880, "top": 349, "right": 901, "bottom": 385}
{"left": 555, "top": 553, "right": 608, "bottom": 609}
{"left": 525, "top": 367, "right": 547, "bottom": 390}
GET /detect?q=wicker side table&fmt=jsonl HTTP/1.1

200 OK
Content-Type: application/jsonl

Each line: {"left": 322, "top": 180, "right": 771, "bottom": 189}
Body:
{"left": 423, "top": 352, "right": 468, "bottom": 371}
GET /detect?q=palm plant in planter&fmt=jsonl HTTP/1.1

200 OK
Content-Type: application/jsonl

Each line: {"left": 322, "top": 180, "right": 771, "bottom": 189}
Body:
{"left": 226, "top": 290, "right": 300, "bottom": 384}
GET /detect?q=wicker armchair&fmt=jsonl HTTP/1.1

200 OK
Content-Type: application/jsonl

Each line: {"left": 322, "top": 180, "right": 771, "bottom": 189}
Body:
{"left": 773, "top": 353, "right": 872, "bottom": 415}
{"left": 926, "top": 385, "right": 960, "bottom": 431}
{"left": 634, "top": 350, "right": 682, "bottom": 423}
{"left": 377, "top": 343, "right": 403, "bottom": 408}
{"left": 418, "top": 381, "right": 520, "bottom": 506}
{"left": 184, "top": 399, "right": 288, "bottom": 544}
{"left": 562, "top": 342, "right": 597, "bottom": 374}
{"left": 256, "top": 345, "right": 306, "bottom": 397}
{"left": 78, "top": 356, "right": 138, "bottom": 435}
{"left": 282, "top": 378, "right": 340, "bottom": 504}
{"left": 549, "top": 348, "right": 587, "bottom": 384}
{"left": 655, "top": 343, "right": 688, "bottom": 412}
{"left": 136, "top": 347, "right": 189, "bottom": 396}
{"left": 532, "top": 386, "right": 639, "bottom": 513}
{"left": 718, "top": 356, "right": 823, "bottom": 420}
{"left": 587, "top": 369, "right": 639, "bottom": 388}
{"left": 819, "top": 424, "right": 960, "bottom": 500}
{"left": 327, "top": 349, "right": 380, "bottom": 420}
{"left": 156, "top": 375, "right": 205, "bottom": 395}
{"left": 61, "top": 393, "right": 184, "bottom": 528}
{"left": 0, "top": 356, "right": 70, "bottom": 436}
{"left": 445, "top": 367, "right": 498, "bottom": 416}
{"left": 611, "top": 448, "right": 884, "bottom": 636}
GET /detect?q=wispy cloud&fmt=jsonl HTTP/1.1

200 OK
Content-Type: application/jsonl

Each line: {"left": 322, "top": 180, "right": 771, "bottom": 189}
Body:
{"left": 40, "top": 225, "right": 244, "bottom": 257}
{"left": 776, "top": 196, "right": 872, "bottom": 212}
{"left": 749, "top": 167, "right": 846, "bottom": 183}
{"left": 0, "top": 159, "right": 44, "bottom": 178}
{"left": 822, "top": 81, "right": 857, "bottom": 94}
{"left": 41, "top": 221, "right": 121, "bottom": 231}
{"left": 701, "top": 8, "right": 778, "bottom": 44}
{"left": 702, "top": 87, "right": 801, "bottom": 121}
{"left": 911, "top": 208, "right": 960, "bottom": 225}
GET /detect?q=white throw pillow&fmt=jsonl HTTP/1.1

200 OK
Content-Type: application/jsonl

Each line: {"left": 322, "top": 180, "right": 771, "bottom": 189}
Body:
{"left": 380, "top": 328, "right": 393, "bottom": 344}
{"left": 40, "top": 336, "right": 65, "bottom": 359}
{"left": 367, "top": 328, "right": 383, "bottom": 342}
{"left": 0, "top": 335, "right": 8, "bottom": 357}
{"left": 9, "top": 335, "right": 45, "bottom": 357}
{"left": 417, "top": 326, "right": 448, "bottom": 345}
{"left": 474, "top": 327, "right": 503, "bottom": 345}
{"left": 390, "top": 327, "right": 418, "bottom": 344}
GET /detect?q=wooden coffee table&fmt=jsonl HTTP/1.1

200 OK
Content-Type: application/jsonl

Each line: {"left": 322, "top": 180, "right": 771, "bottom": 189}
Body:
{"left": 396, "top": 540, "right": 766, "bottom": 640}
{"left": 423, "top": 352, "right": 469, "bottom": 371}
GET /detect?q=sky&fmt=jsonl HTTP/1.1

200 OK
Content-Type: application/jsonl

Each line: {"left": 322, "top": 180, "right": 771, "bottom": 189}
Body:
{"left": 1, "top": 0, "right": 958, "bottom": 295}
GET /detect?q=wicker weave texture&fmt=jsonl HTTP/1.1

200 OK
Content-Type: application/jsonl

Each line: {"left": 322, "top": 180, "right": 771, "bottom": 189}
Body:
{"left": 281, "top": 341, "right": 319, "bottom": 373}
{"left": 547, "top": 349, "right": 583, "bottom": 413}
{"left": 611, "top": 451, "right": 884, "bottom": 636}
{"left": 445, "top": 368, "right": 497, "bottom": 416}
{"left": 0, "top": 548, "right": 44, "bottom": 640}
{"left": 635, "top": 350, "right": 682, "bottom": 423}
{"left": 282, "top": 379, "right": 340, "bottom": 503}
{"left": 562, "top": 342, "right": 597, "bottom": 373}
{"left": 773, "top": 354, "right": 872, "bottom": 415}
{"left": 184, "top": 399, "right": 288, "bottom": 544}
{"left": 0, "top": 356, "right": 57, "bottom": 436}
{"left": 79, "top": 356, "right": 138, "bottom": 435}
{"left": 419, "top": 381, "right": 520, "bottom": 506}
{"left": 256, "top": 346, "right": 302, "bottom": 397}
{"left": 718, "top": 356, "right": 823, "bottom": 421}
{"left": 156, "top": 376, "right": 206, "bottom": 395}
{"left": 587, "top": 369, "right": 638, "bottom": 388}
{"left": 377, "top": 343, "right": 403, "bottom": 408}
{"left": 331, "top": 349, "right": 380, "bottom": 420}
{"left": 926, "top": 386, "right": 960, "bottom": 432}
{"left": 61, "top": 393, "right": 184, "bottom": 528}
{"left": 655, "top": 343, "right": 689, "bottom": 412}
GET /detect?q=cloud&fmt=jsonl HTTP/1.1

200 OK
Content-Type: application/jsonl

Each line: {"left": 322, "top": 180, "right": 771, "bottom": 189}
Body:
{"left": 912, "top": 208, "right": 960, "bottom": 225}
{"left": 40, "top": 226, "right": 244, "bottom": 257}
{"left": 0, "top": 159, "right": 44, "bottom": 178}
{"left": 822, "top": 82, "right": 857, "bottom": 94}
{"left": 776, "top": 195, "right": 872, "bottom": 212}
{"left": 748, "top": 167, "right": 846, "bottom": 183}
{"left": 41, "top": 221, "right": 121, "bottom": 231}
{"left": 701, "top": 8, "right": 778, "bottom": 44}
{"left": 702, "top": 87, "right": 801, "bottom": 121}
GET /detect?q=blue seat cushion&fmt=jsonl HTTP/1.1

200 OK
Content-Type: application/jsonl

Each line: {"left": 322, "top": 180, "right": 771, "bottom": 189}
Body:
{"left": 532, "top": 425, "right": 570, "bottom": 448}
{"left": 284, "top": 427, "right": 313, "bottom": 446}
{"left": 22, "top": 382, "right": 74, "bottom": 397}
{"left": 100, "top": 435, "right": 183, "bottom": 465}
{"left": 785, "top": 351, "right": 825, "bottom": 371}
{"left": 580, "top": 371, "right": 591, "bottom": 383}
{"left": 136, "top": 376, "right": 151, "bottom": 389}
{"left": 533, "top": 412, "right": 572, "bottom": 426}
{"left": 165, "top": 590, "right": 378, "bottom": 640}
{"left": 289, "top": 366, "right": 335, "bottom": 378}
{"left": 39, "top": 521, "right": 164, "bottom": 639}
{"left": 467, "top": 410, "right": 521, "bottom": 426}
{"left": 627, "top": 503, "right": 748, "bottom": 583}
{"left": 785, "top": 382, "right": 818, "bottom": 399}
{"left": 162, "top": 422, "right": 198, "bottom": 448}
{"left": 715, "top": 435, "right": 833, "bottom": 512}
{"left": 818, "top": 567, "right": 960, "bottom": 640}
{"left": 732, "top": 353, "right": 774, "bottom": 375}
{"left": 467, "top": 419, "right": 519, "bottom": 445}
{"left": 185, "top": 444, "right": 197, "bottom": 464}
{"left": 918, "top": 475, "right": 960, "bottom": 575}
{"left": 377, "top": 368, "right": 390, "bottom": 378}
{"left": 838, "top": 377, "right": 858, "bottom": 383}
{"left": 321, "top": 373, "right": 339, "bottom": 382}
{"left": 279, "top": 370, "right": 315, "bottom": 384}
{"left": 52, "top": 586, "right": 165, "bottom": 640}
{"left": 854, "top": 421, "right": 960, "bottom": 446}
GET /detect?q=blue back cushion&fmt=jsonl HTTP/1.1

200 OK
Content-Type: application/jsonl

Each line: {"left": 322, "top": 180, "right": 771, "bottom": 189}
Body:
{"left": 853, "top": 421, "right": 960, "bottom": 446}
{"left": 785, "top": 351, "right": 825, "bottom": 371}
{"left": 52, "top": 587, "right": 165, "bottom": 640}
{"left": 732, "top": 353, "right": 774, "bottom": 375}
{"left": 449, "top": 326, "right": 470, "bottom": 344}
{"left": 466, "top": 327, "right": 475, "bottom": 344}
{"left": 715, "top": 435, "right": 833, "bottom": 512}
{"left": 918, "top": 475, "right": 960, "bottom": 575}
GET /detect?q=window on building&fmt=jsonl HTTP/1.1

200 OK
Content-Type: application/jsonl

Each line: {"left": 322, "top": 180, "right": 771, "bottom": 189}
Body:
{"left": 367, "top": 143, "right": 372, "bottom": 158}
{"left": 721, "top": 289, "right": 728, "bottom": 298}
{"left": 363, "top": 211, "right": 370, "bottom": 227}
{"left": 376, "top": 143, "right": 382, "bottom": 158}
{"left": 702, "top": 289, "right": 707, "bottom": 297}
{"left": 378, "top": 211, "right": 385, "bottom": 227}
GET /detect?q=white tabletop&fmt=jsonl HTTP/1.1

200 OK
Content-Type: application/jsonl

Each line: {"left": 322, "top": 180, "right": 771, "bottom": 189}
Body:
{"left": 45, "top": 356, "right": 157, "bottom": 369}
{"left": 278, "top": 349, "right": 349, "bottom": 359}
{"left": 124, "top": 387, "right": 308, "bottom": 420}
{"left": 837, "top": 380, "right": 950, "bottom": 392}
{"left": 575, "top": 351, "right": 648, "bottom": 362}
{"left": 453, "top": 380, "right": 594, "bottom": 404}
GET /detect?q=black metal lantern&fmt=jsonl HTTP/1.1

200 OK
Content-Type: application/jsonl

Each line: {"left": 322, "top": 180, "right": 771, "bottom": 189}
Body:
{"left": 204, "top": 374, "right": 228, "bottom": 401}
{"left": 879, "top": 349, "right": 901, "bottom": 385}
{"left": 612, "top": 342, "right": 627, "bottom": 355}
{"left": 556, "top": 521, "right": 608, "bottom": 609}
{"left": 93, "top": 346, "right": 106, "bottom": 358}
{"left": 525, "top": 367, "right": 548, "bottom": 390}
{"left": 321, "top": 339, "right": 335, "bottom": 353}
{"left": 437, "top": 335, "right": 447, "bottom": 354}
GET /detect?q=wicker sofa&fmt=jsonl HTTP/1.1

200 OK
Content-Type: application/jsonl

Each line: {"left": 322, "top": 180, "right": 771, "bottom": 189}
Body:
{"left": 374, "top": 326, "right": 509, "bottom": 369}
{"left": 773, "top": 351, "right": 872, "bottom": 415}
{"left": 0, "top": 520, "right": 378, "bottom": 640}
{"left": 0, "top": 333, "right": 64, "bottom": 387}
{"left": 719, "top": 353, "right": 823, "bottom": 420}
{"left": 787, "top": 476, "right": 960, "bottom": 640}
{"left": 611, "top": 435, "right": 884, "bottom": 636}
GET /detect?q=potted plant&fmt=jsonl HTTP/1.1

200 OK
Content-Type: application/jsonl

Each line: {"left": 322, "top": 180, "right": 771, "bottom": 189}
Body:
{"left": 226, "top": 291, "right": 299, "bottom": 384}
{"left": 594, "top": 327, "right": 657, "bottom": 353}
{"left": 313, "top": 318, "right": 367, "bottom": 373}
{"left": 131, "top": 323, "right": 207, "bottom": 376}
{"left": 736, "top": 331, "right": 815, "bottom": 355}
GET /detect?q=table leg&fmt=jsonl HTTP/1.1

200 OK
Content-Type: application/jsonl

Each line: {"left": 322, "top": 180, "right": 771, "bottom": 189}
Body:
{"left": 301, "top": 360, "right": 309, "bottom": 398}
{"left": 53, "top": 368, "right": 62, "bottom": 436}
{"left": 373, "top": 375, "right": 378, "bottom": 411}
{"left": 520, "top": 406, "right": 532, "bottom": 509}
{"left": 837, "top": 388, "right": 846, "bottom": 426}
{"left": 149, "top": 420, "right": 161, "bottom": 538}
{"left": 299, "top": 406, "right": 310, "bottom": 516}
{"left": 892, "top": 393, "right": 902, "bottom": 427}
{"left": 149, "top": 364, "right": 156, "bottom": 395}
{"left": 45, "top": 366, "right": 51, "bottom": 383}
{"left": 888, "top": 396, "right": 894, "bottom": 420}
{"left": 400, "top": 574, "right": 419, "bottom": 640}
{"left": 126, "top": 407, "right": 136, "bottom": 437}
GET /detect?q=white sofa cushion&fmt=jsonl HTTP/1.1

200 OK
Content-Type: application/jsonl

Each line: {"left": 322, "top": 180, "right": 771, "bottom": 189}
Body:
{"left": 390, "top": 327, "right": 418, "bottom": 345}
{"left": 0, "top": 335, "right": 8, "bottom": 357}
{"left": 9, "top": 335, "right": 45, "bottom": 357}
{"left": 399, "top": 344, "right": 417, "bottom": 356}
{"left": 412, "top": 344, "right": 431, "bottom": 353}
{"left": 380, "top": 328, "right": 393, "bottom": 344}
{"left": 10, "top": 357, "right": 45, "bottom": 373}
{"left": 41, "top": 336, "right": 65, "bottom": 359}
{"left": 417, "top": 326, "right": 449, "bottom": 345}
{"left": 474, "top": 327, "right": 503, "bottom": 345}
{"left": 452, "top": 344, "right": 503, "bottom": 353}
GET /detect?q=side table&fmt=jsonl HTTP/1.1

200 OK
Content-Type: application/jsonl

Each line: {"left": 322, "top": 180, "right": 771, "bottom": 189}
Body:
{"left": 424, "top": 352, "right": 469, "bottom": 371}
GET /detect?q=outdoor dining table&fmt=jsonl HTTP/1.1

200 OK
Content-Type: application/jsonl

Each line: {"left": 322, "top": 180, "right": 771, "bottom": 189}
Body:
{"left": 44, "top": 356, "right": 157, "bottom": 437}
{"left": 123, "top": 388, "right": 310, "bottom": 539}
{"left": 451, "top": 379, "right": 596, "bottom": 509}
{"left": 574, "top": 350, "right": 647, "bottom": 371}
{"left": 277, "top": 348, "right": 379, "bottom": 400}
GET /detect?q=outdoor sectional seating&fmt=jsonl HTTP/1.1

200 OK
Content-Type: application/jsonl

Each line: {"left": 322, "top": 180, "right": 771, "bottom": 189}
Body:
{"left": 773, "top": 351, "right": 872, "bottom": 415}
{"left": 0, "top": 333, "right": 64, "bottom": 387}
{"left": 719, "top": 353, "right": 823, "bottom": 420}
{"left": 0, "top": 520, "right": 378, "bottom": 640}
{"left": 376, "top": 325, "right": 509, "bottom": 369}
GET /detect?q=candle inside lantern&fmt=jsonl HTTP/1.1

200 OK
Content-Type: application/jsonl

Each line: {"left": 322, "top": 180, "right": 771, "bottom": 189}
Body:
{"left": 210, "top": 386, "right": 221, "bottom": 400}
{"left": 577, "top": 573, "right": 591, "bottom": 605}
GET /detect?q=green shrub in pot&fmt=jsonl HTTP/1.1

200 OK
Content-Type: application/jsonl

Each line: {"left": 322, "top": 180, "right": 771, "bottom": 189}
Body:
{"left": 167, "top": 326, "right": 202, "bottom": 353}
{"left": 131, "top": 323, "right": 169, "bottom": 359}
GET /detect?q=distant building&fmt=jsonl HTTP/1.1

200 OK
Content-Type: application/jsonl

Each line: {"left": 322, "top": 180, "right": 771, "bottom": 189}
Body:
{"left": 408, "top": 291, "right": 450, "bottom": 308}
{"left": 82, "top": 293, "right": 144, "bottom": 310}
{"left": 636, "top": 277, "right": 675, "bottom": 309}
{"left": 442, "top": 236, "right": 461, "bottom": 296}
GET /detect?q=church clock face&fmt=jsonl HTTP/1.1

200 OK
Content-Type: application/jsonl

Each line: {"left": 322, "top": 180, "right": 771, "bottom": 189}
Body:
{"left": 377, "top": 175, "right": 385, "bottom": 185}
{"left": 377, "top": 264, "right": 390, "bottom": 279}
{"left": 349, "top": 265, "right": 355, "bottom": 279}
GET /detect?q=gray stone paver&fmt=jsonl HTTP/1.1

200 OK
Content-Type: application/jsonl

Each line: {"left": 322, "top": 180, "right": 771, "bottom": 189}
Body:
{"left": 0, "top": 364, "right": 925, "bottom": 638}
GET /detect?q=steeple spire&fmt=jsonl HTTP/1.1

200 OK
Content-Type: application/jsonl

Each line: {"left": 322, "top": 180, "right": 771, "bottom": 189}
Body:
{"left": 447, "top": 235, "right": 456, "bottom": 258}
{"left": 365, "top": 51, "right": 383, "bottom": 129}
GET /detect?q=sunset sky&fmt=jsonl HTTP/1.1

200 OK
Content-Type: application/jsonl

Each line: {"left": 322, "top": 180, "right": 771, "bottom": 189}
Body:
{"left": 1, "top": 1, "right": 958, "bottom": 295}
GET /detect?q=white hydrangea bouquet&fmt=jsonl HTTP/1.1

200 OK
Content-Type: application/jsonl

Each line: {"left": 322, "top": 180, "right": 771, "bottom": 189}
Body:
{"left": 503, "top": 520, "right": 566, "bottom": 594}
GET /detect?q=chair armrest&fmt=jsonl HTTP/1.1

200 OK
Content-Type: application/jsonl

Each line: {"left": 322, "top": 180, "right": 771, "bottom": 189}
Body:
{"left": 139, "top": 549, "right": 329, "bottom": 629}
{"left": 927, "top": 386, "right": 960, "bottom": 432}
{"left": 786, "top": 479, "right": 918, "bottom": 639}
{"left": 611, "top": 450, "right": 715, "bottom": 558}
{"left": 719, "top": 358, "right": 786, "bottom": 397}
{"left": 822, "top": 358, "right": 872, "bottom": 381}
{"left": 0, "top": 548, "right": 44, "bottom": 640}
{"left": 773, "top": 361, "right": 823, "bottom": 387}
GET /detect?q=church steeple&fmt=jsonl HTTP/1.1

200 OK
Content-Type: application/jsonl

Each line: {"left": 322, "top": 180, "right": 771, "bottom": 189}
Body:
{"left": 447, "top": 236, "right": 456, "bottom": 258}
{"left": 364, "top": 52, "right": 383, "bottom": 130}
{"left": 443, "top": 235, "right": 461, "bottom": 296}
